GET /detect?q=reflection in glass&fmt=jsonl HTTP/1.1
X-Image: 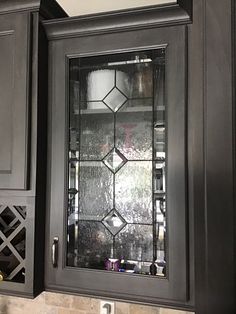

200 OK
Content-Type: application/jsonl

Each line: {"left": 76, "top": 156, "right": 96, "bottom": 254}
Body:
{"left": 79, "top": 162, "right": 113, "bottom": 221}
{"left": 116, "top": 99, "right": 153, "bottom": 160}
{"left": 80, "top": 103, "right": 114, "bottom": 160}
{"left": 115, "top": 224, "right": 153, "bottom": 262}
{"left": 68, "top": 49, "right": 166, "bottom": 277}
{"left": 115, "top": 161, "right": 152, "bottom": 224}
{"left": 67, "top": 221, "right": 113, "bottom": 269}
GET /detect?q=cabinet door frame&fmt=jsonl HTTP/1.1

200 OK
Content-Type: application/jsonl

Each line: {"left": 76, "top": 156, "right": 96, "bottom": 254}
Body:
{"left": 0, "top": 12, "right": 30, "bottom": 190}
{"left": 46, "top": 25, "right": 189, "bottom": 305}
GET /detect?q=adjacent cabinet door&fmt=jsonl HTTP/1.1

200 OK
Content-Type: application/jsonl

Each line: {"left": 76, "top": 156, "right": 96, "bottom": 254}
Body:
{"left": 0, "top": 13, "right": 30, "bottom": 190}
{"left": 46, "top": 25, "right": 189, "bottom": 304}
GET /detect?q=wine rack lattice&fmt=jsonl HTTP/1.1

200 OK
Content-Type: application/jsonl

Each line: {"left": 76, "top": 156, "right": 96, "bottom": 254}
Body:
{"left": 0, "top": 205, "right": 26, "bottom": 283}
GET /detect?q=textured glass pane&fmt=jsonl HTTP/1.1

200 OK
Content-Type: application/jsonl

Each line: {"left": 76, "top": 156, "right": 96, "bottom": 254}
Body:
{"left": 115, "top": 225, "right": 153, "bottom": 262}
{"left": 115, "top": 161, "right": 152, "bottom": 224}
{"left": 116, "top": 99, "right": 152, "bottom": 160}
{"left": 68, "top": 49, "right": 167, "bottom": 277}
{"left": 80, "top": 103, "right": 114, "bottom": 160}
{"left": 67, "top": 221, "right": 113, "bottom": 269}
{"left": 79, "top": 162, "right": 113, "bottom": 220}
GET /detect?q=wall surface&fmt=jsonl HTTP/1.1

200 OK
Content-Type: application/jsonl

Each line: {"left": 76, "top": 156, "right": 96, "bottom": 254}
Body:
{"left": 56, "top": 0, "right": 176, "bottom": 16}
{"left": 0, "top": 292, "right": 194, "bottom": 314}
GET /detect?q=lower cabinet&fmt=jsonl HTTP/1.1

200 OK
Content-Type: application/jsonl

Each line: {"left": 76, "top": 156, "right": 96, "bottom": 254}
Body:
{"left": 0, "top": 197, "right": 42, "bottom": 296}
{"left": 44, "top": 5, "right": 194, "bottom": 309}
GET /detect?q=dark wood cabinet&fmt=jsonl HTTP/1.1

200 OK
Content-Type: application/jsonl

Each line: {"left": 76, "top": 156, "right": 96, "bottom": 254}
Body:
{"left": 43, "top": 1, "right": 236, "bottom": 313}
{"left": 43, "top": 3, "right": 194, "bottom": 309}
{"left": 0, "top": 0, "right": 66, "bottom": 297}
{"left": 0, "top": 1, "right": 235, "bottom": 314}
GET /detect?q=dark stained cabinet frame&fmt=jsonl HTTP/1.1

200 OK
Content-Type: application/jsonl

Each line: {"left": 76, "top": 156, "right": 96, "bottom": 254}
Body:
{"left": 43, "top": 2, "right": 194, "bottom": 309}
{"left": 189, "top": 1, "right": 236, "bottom": 314}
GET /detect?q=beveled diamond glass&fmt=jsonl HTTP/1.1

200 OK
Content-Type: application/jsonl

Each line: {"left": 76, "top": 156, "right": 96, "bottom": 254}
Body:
{"left": 102, "top": 209, "right": 127, "bottom": 236}
{"left": 103, "top": 87, "right": 127, "bottom": 112}
{"left": 103, "top": 148, "right": 127, "bottom": 173}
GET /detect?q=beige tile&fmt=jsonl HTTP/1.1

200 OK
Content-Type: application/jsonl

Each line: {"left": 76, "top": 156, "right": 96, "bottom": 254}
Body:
{"left": 0, "top": 293, "right": 194, "bottom": 314}
{"left": 116, "top": 302, "right": 130, "bottom": 314}
{"left": 58, "top": 309, "right": 86, "bottom": 314}
{"left": 35, "top": 292, "right": 46, "bottom": 304}
{"left": 0, "top": 298, "right": 7, "bottom": 313}
{"left": 41, "top": 306, "right": 59, "bottom": 314}
{"left": 159, "top": 309, "right": 193, "bottom": 314}
{"left": 7, "top": 296, "right": 29, "bottom": 309}
{"left": 130, "top": 304, "right": 160, "bottom": 314}
{"left": 72, "top": 296, "right": 99, "bottom": 312}
{"left": 45, "top": 292, "right": 73, "bottom": 308}
{"left": 3, "top": 304, "right": 25, "bottom": 314}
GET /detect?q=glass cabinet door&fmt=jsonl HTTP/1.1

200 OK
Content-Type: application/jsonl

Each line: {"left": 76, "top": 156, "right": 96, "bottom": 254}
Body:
{"left": 46, "top": 25, "right": 187, "bottom": 304}
{"left": 68, "top": 50, "right": 167, "bottom": 277}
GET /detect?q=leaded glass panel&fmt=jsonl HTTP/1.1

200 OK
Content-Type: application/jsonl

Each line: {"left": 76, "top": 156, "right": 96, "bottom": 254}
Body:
{"left": 68, "top": 49, "right": 166, "bottom": 277}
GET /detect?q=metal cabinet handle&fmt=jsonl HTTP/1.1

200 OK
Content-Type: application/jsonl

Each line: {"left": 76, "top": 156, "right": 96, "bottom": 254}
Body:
{"left": 52, "top": 237, "right": 59, "bottom": 268}
{"left": 0, "top": 271, "right": 5, "bottom": 281}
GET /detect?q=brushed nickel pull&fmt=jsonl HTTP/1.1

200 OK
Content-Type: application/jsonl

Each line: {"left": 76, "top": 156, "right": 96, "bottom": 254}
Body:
{"left": 52, "top": 237, "right": 59, "bottom": 268}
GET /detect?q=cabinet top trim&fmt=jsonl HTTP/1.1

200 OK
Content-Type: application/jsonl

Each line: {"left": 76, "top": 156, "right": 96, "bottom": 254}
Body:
{"left": 0, "top": 0, "right": 67, "bottom": 19}
{"left": 43, "top": 2, "right": 192, "bottom": 40}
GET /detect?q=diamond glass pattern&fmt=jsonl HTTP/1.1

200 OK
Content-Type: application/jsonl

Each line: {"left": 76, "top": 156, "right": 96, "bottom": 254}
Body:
{"left": 102, "top": 209, "right": 127, "bottom": 236}
{"left": 103, "top": 148, "right": 127, "bottom": 173}
{"left": 103, "top": 87, "right": 127, "bottom": 112}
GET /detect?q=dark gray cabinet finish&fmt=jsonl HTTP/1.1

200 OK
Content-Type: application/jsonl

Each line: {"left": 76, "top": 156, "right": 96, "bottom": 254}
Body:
{"left": 0, "top": 0, "right": 66, "bottom": 297}
{"left": 43, "top": 3, "right": 194, "bottom": 309}
{"left": 43, "top": 1, "right": 236, "bottom": 313}
{"left": 0, "top": 13, "right": 29, "bottom": 190}
{"left": 0, "top": 0, "right": 235, "bottom": 313}
{"left": 189, "top": 0, "right": 236, "bottom": 314}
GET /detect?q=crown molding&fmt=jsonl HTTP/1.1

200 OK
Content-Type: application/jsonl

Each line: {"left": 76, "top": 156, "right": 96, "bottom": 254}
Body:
{"left": 43, "top": 1, "right": 192, "bottom": 40}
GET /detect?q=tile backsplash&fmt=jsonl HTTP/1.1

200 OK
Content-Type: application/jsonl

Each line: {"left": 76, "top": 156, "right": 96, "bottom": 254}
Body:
{"left": 0, "top": 292, "right": 194, "bottom": 314}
